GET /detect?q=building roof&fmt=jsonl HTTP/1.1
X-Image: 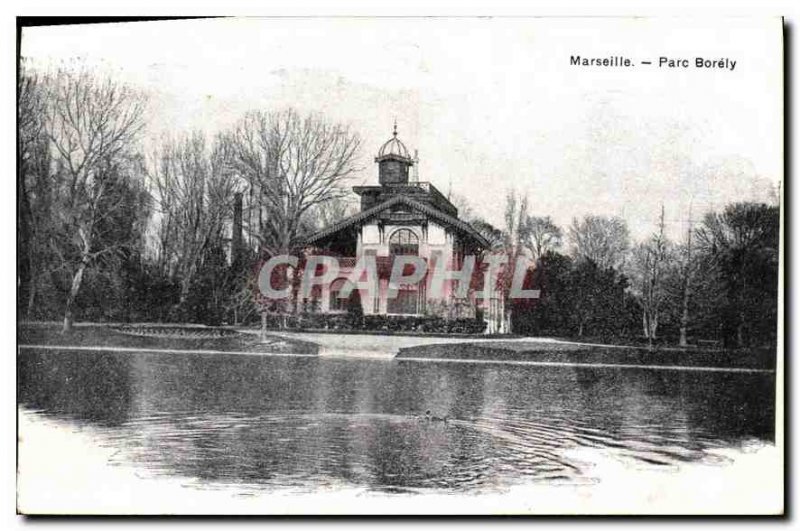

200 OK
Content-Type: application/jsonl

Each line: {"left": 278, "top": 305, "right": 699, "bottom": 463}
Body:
{"left": 376, "top": 123, "right": 413, "bottom": 162}
{"left": 305, "top": 194, "right": 491, "bottom": 249}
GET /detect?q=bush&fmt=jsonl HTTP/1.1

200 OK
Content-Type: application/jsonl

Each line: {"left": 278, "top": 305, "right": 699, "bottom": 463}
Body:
{"left": 261, "top": 312, "right": 486, "bottom": 335}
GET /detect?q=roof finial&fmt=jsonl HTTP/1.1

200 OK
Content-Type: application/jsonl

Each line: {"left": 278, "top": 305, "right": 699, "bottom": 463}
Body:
{"left": 393, "top": 118, "right": 398, "bottom": 137}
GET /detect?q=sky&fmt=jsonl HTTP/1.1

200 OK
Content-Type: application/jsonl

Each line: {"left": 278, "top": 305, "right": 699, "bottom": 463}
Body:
{"left": 20, "top": 17, "right": 783, "bottom": 240}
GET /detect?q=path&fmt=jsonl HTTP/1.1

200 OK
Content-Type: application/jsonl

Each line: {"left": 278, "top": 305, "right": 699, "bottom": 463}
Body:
{"left": 256, "top": 331, "right": 562, "bottom": 359}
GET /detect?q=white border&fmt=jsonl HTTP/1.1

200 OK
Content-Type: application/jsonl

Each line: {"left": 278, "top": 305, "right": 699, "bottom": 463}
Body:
{"left": 4, "top": 2, "right": 795, "bottom": 527}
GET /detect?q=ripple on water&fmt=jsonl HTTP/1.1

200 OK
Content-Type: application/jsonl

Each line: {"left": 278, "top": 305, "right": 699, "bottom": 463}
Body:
{"left": 18, "top": 351, "right": 775, "bottom": 494}
{"left": 99, "top": 412, "right": 654, "bottom": 490}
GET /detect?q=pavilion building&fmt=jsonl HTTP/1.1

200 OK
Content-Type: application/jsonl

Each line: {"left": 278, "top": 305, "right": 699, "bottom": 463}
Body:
{"left": 304, "top": 125, "right": 506, "bottom": 332}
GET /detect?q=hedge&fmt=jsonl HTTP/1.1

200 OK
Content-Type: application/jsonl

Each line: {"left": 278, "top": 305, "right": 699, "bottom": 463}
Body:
{"left": 262, "top": 313, "right": 486, "bottom": 335}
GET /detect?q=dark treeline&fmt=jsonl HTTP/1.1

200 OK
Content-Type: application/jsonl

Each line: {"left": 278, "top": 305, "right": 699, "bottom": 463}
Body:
{"left": 18, "top": 65, "right": 361, "bottom": 332}
{"left": 18, "top": 66, "right": 781, "bottom": 349}
{"left": 479, "top": 193, "right": 780, "bottom": 350}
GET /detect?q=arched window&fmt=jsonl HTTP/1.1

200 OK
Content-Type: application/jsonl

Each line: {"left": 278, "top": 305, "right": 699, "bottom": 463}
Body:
{"left": 389, "top": 228, "right": 419, "bottom": 256}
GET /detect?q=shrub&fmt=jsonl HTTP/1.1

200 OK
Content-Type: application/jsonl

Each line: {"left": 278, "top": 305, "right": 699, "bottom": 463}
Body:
{"left": 261, "top": 312, "right": 486, "bottom": 334}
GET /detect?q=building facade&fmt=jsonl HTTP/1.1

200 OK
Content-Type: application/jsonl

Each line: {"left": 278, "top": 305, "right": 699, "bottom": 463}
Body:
{"left": 305, "top": 126, "right": 505, "bottom": 331}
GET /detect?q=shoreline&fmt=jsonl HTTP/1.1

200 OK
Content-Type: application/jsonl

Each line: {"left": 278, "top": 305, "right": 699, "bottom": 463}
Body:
{"left": 396, "top": 341, "right": 776, "bottom": 371}
{"left": 396, "top": 355, "right": 774, "bottom": 373}
{"left": 17, "top": 323, "right": 319, "bottom": 356}
{"left": 17, "top": 323, "right": 777, "bottom": 371}
{"left": 17, "top": 344, "right": 317, "bottom": 359}
{"left": 17, "top": 344, "right": 775, "bottom": 373}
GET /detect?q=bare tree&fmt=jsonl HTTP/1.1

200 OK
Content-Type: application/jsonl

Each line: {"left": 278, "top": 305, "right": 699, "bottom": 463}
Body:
{"left": 449, "top": 192, "right": 476, "bottom": 222}
{"left": 41, "top": 67, "right": 148, "bottom": 332}
{"left": 307, "top": 194, "right": 358, "bottom": 231}
{"left": 18, "top": 65, "right": 51, "bottom": 317}
{"left": 223, "top": 109, "right": 362, "bottom": 255}
{"left": 677, "top": 212, "right": 695, "bottom": 347}
{"left": 498, "top": 190, "right": 530, "bottom": 333}
{"left": 470, "top": 218, "right": 505, "bottom": 251}
{"left": 18, "top": 65, "right": 46, "bottom": 180}
{"left": 148, "top": 132, "right": 239, "bottom": 316}
{"left": 568, "top": 215, "right": 630, "bottom": 270}
{"left": 523, "top": 215, "right": 563, "bottom": 262}
{"left": 504, "top": 191, "right": 529, "bottom": 254}
{"left": 629, "top": 206, "right": 670, "bottom": 348}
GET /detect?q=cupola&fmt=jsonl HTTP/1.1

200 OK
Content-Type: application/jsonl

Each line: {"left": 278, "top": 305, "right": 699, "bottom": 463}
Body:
{"left": 375, "top": 122, "right": 414, "bottom": 185}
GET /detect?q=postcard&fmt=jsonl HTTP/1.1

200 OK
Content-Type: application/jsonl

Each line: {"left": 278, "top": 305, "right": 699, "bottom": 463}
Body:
{"left": 16, "top": 17, "right": 783, "bottom": 515}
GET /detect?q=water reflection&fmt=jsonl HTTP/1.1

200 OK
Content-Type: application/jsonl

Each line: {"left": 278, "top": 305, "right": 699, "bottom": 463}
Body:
{"left": 18, "top": 350, "right": 775, "bottom": 492}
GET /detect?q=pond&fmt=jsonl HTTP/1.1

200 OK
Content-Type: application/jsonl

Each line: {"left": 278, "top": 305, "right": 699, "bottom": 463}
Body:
{"left": 17, "top": 349, "right": 775, "bottom": 495}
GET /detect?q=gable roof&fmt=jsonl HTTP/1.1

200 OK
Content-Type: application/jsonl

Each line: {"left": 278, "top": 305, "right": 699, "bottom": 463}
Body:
{"left": 305, "top": 194, "right": 490, "bottom": 249}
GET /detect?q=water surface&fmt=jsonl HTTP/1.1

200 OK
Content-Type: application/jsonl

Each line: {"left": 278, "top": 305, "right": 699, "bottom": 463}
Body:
{"left": 18, "top": 349, "right": 775, "bottom": 494}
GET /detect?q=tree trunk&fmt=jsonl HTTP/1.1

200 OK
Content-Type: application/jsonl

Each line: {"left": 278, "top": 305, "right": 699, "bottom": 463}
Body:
{"left": 650, "top": 312, "right": 658, "bottom": 340}
{"left": 174, "top": 274, "right": 193, "bottom": 321}
{"left": 180, "top": 277, "right": 191, "bottom": 307}
{"left": 679, "top": 287, "right": 690, "bottom": 347}
{"left": 737, "top": 310, "right": 746, "bottom": 349}
{"left": 26, "top": 270, "right": 37, "bottom": 319}
{"left": 62, "top": 259, "right": 88, "bottom": 333}
{"left": 736, "top": 273, "right": 746, "bottom": 348}
{"left": 647, "top": 312, "right": 658, "bottom": 350}
{"left": 679, "top": 226, "right": 693, "bottom": 348}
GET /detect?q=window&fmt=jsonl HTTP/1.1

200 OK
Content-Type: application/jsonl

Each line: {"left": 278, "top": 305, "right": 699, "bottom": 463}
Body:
{"left": 389, "top": 228, "right": 419, "bottom": 256}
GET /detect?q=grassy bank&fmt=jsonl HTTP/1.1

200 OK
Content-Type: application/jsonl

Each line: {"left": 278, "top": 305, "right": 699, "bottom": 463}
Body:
{"left": 18, "top": 323, "right": 319, "bottom": 355}
{"left": 396, "top": 340, "right": 776, "bottom": 371}
{"left": 255, "top": 325, "right": 511, "bottom": 339}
